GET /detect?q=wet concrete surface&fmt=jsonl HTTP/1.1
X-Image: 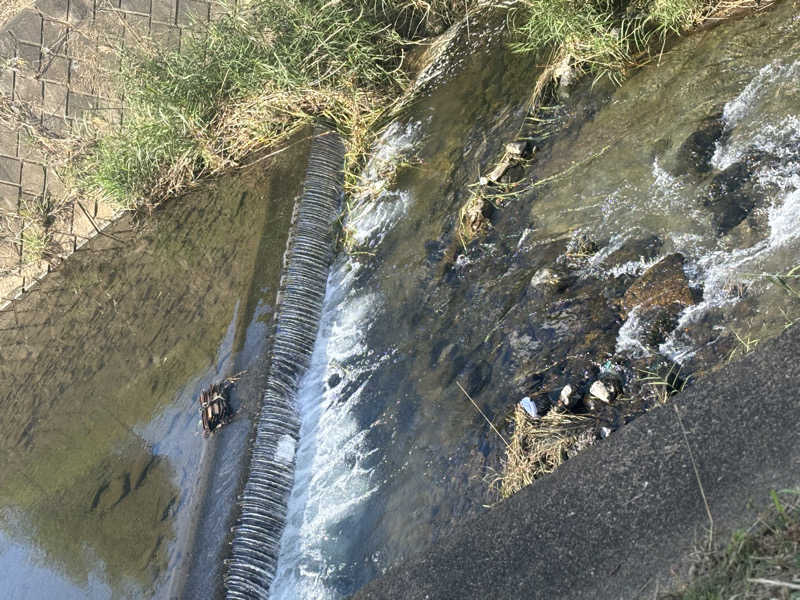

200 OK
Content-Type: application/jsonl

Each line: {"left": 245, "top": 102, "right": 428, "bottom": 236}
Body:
{"left": 0, "top": 137, "right": 310, "bottom": 599}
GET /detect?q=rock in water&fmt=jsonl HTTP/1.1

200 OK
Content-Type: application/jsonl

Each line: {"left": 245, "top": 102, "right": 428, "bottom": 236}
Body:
{"left": 621, "top": 253, "right": 695, "bottom": 317}
{"left": 559, "top": 384, "right": 575, "bottom": 409}
{"left": 589, "top": 380, "right": 613, "bottom": 403}
{"left": 505, "top": 141, "right": 533, "bottom": 159}
{"left": 671, "top": 113, "right": 726, "bottom": 176}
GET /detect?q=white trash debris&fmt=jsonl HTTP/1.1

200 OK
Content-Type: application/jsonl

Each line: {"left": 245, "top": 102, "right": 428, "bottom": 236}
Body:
{"left": 518, "top": 396, "right": 538, "bottom": 418}
{"left": 559, "top": 384, "right": 575, "bottom": 408}
{"left": 589, "top": 380, "right": 612, "bottom": 403}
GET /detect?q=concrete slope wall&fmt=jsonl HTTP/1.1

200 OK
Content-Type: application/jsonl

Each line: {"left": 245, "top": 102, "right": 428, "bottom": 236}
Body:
{"left": 0, "top": 0, "right": 215, "bottom": 305}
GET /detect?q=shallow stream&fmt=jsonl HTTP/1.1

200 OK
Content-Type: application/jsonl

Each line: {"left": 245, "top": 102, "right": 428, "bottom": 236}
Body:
{"left": 271, "top": 3, "right": 800, "bottom": 598}
{"left": 1, "top": 3, "right": 800, "bottom": 599}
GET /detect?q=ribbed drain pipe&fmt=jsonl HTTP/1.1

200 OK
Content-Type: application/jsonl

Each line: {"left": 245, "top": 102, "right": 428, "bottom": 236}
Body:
{"left": 225, "top": 129, "right": 344, "bottom": 599}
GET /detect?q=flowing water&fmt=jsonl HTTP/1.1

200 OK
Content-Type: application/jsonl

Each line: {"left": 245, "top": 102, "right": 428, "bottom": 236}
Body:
{"left": 2, "top": 4, "right": 800, "bottom": 600}
{"left": 225, "top": 130, "right": 344, "bottom": 599}
{"left": 270, "top": 4, "right": 800, "bottom": 599}
{"left": 0, "top": 138, "right": 310, "bottom": 599}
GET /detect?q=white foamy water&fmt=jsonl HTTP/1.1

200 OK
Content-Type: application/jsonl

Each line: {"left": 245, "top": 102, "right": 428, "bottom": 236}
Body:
{"left": 347, "top": 121, "right": 423, "bottom": 249}
{"left": 615, "top": 307, "right": 650, "bottom": 357}
{"left": 270, "top": 121, "right": 424, "bottom": 600}
{"left": 623, "top": 60, "right": 800, "bottom": 362}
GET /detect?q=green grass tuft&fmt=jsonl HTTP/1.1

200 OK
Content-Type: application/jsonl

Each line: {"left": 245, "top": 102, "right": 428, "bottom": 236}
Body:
{"left": 71, "top": 0, "right": 774, "bottom": 212}
{"left": 509, "top": 0, "right": 768, "bottom": 84}
{"left": 75, "top": 0, "right": 410, "bottom": 209}
{"left": 661, "top": 489, "right": 800, "bottom": 600}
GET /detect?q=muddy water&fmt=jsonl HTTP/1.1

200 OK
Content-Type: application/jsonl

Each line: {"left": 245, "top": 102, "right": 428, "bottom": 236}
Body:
{"left": 272, "top": 3, "right": 800, "bottom": 599}
{"left": 0, "top": 138, "right": 310, "bottom": 599}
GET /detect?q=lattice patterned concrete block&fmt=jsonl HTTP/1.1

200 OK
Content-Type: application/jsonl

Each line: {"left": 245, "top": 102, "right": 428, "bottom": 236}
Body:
{"left": 18, "top": 135, "right": 46, "bottom": 162}
{"left": 0, "top": 272, "right": 24, "bottom": 303}
{"left": 15, "top": 42, "right": 41, "bottom": 71}
{"left": 66, "top": 88, "right": 95, "bottom": 118}
{"left": 151, "top": 0, "right": 177, "bottom": 24}
{"left": 124, "top": 12, "right": 151, "bottom": 43}
{"left": 121, "top": 0, "right": 151, "bottom": 15}
{"left": 44, "top": 169, "right": 65, "bottom": 199}
{"left": 72, "top": 199, "right": 96, "bottom": 242}
{"left": 41, "top": 112, "right": 69, "bottom": 136}
{"left": 39, "top": 54, "right": 70, "bottom": 82}
{"left": 93, "top": 8, "right": 126, "bottom": 40}
{"left": 0, "top": 182, "right": 20, "bottom": 213}
{"left": 0, "top": 30, "right": 15, "bottom": 59}
{"left": 11, "top": 10, "right": 42, "bottom": 44}
{"left": 0, "top": 0, "right": 223, "bottom": 300}
{"left": 0, "top": 124, "right": 18, "bottom": 155}
{"left": 15, "top": 75, "right": 43, "bottom": 104}
{"left": 20, "top": 162, "right": 45, "bottom": 195}
{"left": 43, "top": 81, "right": 68, "bottom": 114}
{"left": 177, "top": 0, "right": 209, "bottom": 27}
{"left": 42, "top": 20, "right": 69, "bottom": 52}
{"left": 68, "top": 0, "right": 94, "bottom": 24}
{"left": 0, "top": 156, "right": 21, "bottom": 184}
{"left": 149, "top": 21, "right": 180, "bottom": 49}
{"left": 0, "top": 67, "right": 13, "bottom": 97}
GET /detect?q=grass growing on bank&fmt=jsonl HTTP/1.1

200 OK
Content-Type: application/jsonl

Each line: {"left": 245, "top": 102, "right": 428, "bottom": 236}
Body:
{"left": 70, "top": 0, "right": 775, "bottom": 213}
{"left": 353, "top": 0, "right": 480, "bottom": 38}
{"left": 510, "top": 0, "right": 773, "bottom": 90}
{"left": 661, "top": 489, "right": 800, "bottom": 600}
{"left": 75, "top": 0, "right": 411, "bottom": 210}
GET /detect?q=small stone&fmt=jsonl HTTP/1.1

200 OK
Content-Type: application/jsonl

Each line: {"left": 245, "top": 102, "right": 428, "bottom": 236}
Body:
{"left": 485, "top": 158, "right": 512, "bottom": 183}
{"left": 589, "top": 380, "right": 613, "bottom": 403}
{"left": 600, "top": 426, "right": 613, "bottom": 439}
{"left": 559, "top": 384, "right": 575, "bottom": 408}
{"left": 518, "top": 396, "right": 537, "bottom": 418}
{"left": 505, "top": 141, "right": 528, "bottom": 157}
{"left": 529, "top": 268, "right": 559, "bottom": 287}
{"left": 327, "top": 373, "right": 342, "bottom": 389}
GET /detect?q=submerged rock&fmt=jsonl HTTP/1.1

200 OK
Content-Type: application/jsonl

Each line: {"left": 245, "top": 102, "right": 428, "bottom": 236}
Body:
{"left": 621, "top": 253, "right": 695, "bottom": 317}
{"left": 458, "top": 193, "right": 496, "bottom": 242}
{"left": 505, "top": 141, "right": 532, "bottom": 158}
{"left": 603, "top": 234, "right": 663, "bottom": 268}
{"left": 641, "top": 305, "right": 682, "bottom": 349}
{"left": 671, "top": 113, "right": 726, "bottom": 176}
{"left": 704, "top": 156, "right": 764, "bottom": 235}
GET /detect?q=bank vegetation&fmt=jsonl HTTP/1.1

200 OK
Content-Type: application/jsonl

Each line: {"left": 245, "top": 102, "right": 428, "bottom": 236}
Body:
{"left": 66, "top": 0, "right": 773, "bottom": 213}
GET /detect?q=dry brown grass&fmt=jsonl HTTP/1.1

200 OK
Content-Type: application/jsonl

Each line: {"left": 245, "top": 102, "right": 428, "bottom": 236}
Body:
{"left": 495, "top": 405, "right": 595, "bottom": 499}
